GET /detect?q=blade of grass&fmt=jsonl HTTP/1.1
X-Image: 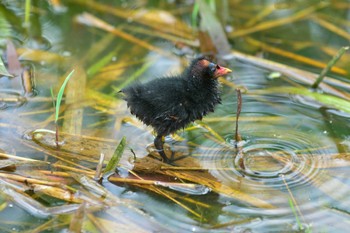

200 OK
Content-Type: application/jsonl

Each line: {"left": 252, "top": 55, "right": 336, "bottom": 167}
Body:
{"left": 52, "top": 69, "right": 74, "bottom": 147}
{"left": 102, "top": 136, "right": 126, "bottom": 178}
{"left": 55, "top": 70, "right": 75, "bottom": 123}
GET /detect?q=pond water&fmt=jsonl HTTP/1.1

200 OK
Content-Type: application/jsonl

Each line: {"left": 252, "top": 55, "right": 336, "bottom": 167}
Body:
{"left": 0, "top": 1, "right": 350, "bottom": 232}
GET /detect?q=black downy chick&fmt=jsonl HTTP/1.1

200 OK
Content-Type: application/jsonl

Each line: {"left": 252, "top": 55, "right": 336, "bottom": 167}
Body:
{"left": 121, "top": 57, "right": 232, "bottom": 163}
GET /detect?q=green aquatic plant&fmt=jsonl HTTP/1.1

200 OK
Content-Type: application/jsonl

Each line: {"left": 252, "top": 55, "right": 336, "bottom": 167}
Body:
{"left": 55, "top": 70, "right": 75, "bottom": 123}
{"left": 51, "top": 70, "right": 75, "bottom": 147}
{"left": 102, "top": 136, "right": 127, "bottom": 178}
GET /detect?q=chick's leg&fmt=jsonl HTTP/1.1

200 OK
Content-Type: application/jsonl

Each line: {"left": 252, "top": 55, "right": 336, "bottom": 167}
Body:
{"left": 154, "top": 135, "right": 169, "bottom": 163}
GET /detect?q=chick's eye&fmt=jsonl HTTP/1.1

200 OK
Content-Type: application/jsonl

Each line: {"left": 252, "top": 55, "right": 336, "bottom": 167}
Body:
{"left": 209, "top": 63, "right": 216, "bottom": 72}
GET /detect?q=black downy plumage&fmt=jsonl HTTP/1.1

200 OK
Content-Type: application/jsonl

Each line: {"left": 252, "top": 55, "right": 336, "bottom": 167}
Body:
{"left": 121, "top": 57, "right": 232, "bottom": 163}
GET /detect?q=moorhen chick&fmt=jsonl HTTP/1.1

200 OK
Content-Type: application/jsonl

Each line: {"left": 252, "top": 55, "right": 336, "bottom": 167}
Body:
{"left": 121, "top": 57, "right": 232, "bottom": 163}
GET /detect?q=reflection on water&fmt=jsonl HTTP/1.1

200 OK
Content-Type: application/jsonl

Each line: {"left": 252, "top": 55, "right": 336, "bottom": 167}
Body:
{"left": 0, "top": 0, "right": 350, "bottom": 232}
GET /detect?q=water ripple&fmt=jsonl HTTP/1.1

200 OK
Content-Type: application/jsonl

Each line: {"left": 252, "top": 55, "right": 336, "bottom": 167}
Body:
{"left": 201, "top": 124, "right": 333, "bottom": 192}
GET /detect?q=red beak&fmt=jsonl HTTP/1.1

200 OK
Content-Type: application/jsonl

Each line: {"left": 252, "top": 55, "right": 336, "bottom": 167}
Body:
{"left": 214, "top": 65, "right": 232, "bottom": 78}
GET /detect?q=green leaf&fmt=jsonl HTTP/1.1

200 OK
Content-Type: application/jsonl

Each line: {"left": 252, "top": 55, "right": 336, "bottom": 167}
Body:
{"left": 55, "top": 70, "right": 75, "bottom": 122}
{"left": 103, "top": 136, "right": 126, "bottom": 177}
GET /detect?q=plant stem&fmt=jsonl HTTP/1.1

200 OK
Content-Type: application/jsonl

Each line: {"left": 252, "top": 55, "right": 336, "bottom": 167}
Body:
{"left": 312, "top": 46, "right": 349, "bottom": 88}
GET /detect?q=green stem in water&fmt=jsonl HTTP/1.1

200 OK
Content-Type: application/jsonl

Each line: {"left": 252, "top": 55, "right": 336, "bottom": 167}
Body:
{"left": 312, "top": 46, "right": 349, "bottom": 88}
{"left": 288, "top": 198, "right": 304, "bottom": 231}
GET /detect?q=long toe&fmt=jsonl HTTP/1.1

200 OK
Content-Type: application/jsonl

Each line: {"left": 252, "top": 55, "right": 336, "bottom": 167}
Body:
{"left": 169, "top": 151, "right": 190, "bottom": 163}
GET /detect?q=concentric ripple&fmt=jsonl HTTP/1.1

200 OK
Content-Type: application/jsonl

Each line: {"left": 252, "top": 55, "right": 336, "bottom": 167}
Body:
{"left": 200, "top": 121, "right": 336, "bottom": 192}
